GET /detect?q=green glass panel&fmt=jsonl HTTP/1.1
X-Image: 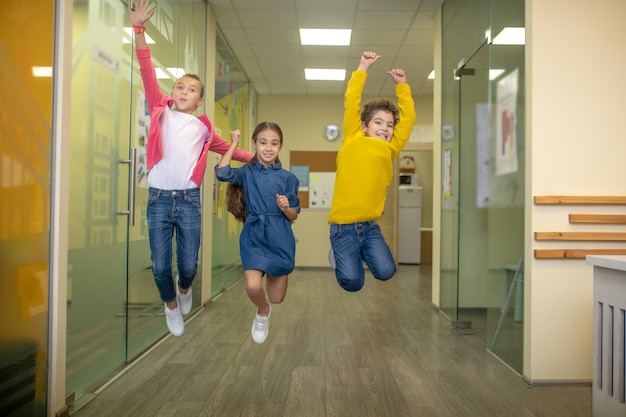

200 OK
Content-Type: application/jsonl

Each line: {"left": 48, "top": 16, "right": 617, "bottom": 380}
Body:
{"left": 441, "top": 0, "right": 525, "bottom": 374}
{"left": 67, "top": 0, "right": 207, "bottom": 403}
{"left": 66, "top": 0, "right": 128, "bottom": 398}
{"left": 486, "top": 0, "right": 525, "bottom": 374}
{"left": 211, "top": 28, "right": 253, "bottom": 296}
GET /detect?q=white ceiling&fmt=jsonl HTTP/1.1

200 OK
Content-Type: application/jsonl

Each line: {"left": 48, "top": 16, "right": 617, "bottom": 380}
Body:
{"left": 209, "top": 0, "right": 443, "bottom": 97}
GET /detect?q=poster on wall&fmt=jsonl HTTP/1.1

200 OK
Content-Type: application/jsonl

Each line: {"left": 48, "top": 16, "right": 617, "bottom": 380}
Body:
{"left": 443, "top": 148, "right": 452, "bottom": 197}
{"left": 135, "top": 90, "right": 149, "bottom": 188}
{"left": 309, "top": 172, "right": 335, "bottom": 208}
{"left": 476, "top": 103, "right": 490, "bottom": 207}
{"left": 409, "top": 124, "right": 434, "bottom": 143}
{"left": 496, "top": 68, "right": 519, "bottom": 175}
{"left": 290, "top": 165, "right": 309, "bottom": 191}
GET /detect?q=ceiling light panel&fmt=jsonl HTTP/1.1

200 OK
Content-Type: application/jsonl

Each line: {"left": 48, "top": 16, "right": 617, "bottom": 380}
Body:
{"left": 304, "top": 68, "right": 346, "bottom": 81}
{"left": 300, "top": 29, "right": 351, "bottom": 46}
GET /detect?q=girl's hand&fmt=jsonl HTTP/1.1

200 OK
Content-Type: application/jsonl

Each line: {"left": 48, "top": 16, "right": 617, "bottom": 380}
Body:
{"left": 230, "top": 130, "right": 241, "bottom": 147}
{"left": 129, "top": 0, "right": 156, "bottom": 26}
{"left": 276, "top": 194, "right": 290, "bottom": 211}
{"left": 387, "top": 68, "right": 407, "bottom": 85}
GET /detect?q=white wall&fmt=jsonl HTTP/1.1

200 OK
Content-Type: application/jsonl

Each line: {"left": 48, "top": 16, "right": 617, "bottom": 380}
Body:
{"left": 526, "top": 0, "right": 626, "bottom": 382}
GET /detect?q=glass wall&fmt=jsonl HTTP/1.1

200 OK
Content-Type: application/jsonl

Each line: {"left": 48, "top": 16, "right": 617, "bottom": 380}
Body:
{"left": 440, "top": 0, "right": 525, "bottom": 373}
{"left": 211, "top": 28, "right": 254, "bottom": 296}
{"left": 66, "top": 0, "right": 207, "bottom": 406}
{"left": 0, "top": 1, "right": 54, "bottom": 415}
{"left": 440, "top": 0, "right": 491, "bottom": 327}
{"left": 486, "top": 0, "right": 525, "bottom": 371}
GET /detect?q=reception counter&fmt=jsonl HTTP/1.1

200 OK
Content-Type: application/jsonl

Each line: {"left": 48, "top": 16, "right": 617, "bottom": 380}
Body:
{"left": 586, "top": 255, "right": 626, "bottom": 417}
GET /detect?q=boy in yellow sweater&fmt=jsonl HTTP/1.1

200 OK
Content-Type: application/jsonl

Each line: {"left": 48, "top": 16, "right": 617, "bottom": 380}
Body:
{"left": 328, "top": 51, "right": 416, "bottom": 292}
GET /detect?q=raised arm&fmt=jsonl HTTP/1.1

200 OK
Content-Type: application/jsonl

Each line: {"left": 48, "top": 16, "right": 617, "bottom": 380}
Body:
{"left": 344, "top": 51, "right": 382, "bottom": 139}
{"left": 389, "top": 68, "right": 416, "bottom": 152}
{"left": 129, "top": 0, "right": 156, "bottom": 49}
{"left": 387, "top": 68, "right": 407, "bottom": 85}
{"left": 358, "top": 51, "right": 381, "bottom": 72}
{"left": 217, "top": 130, "right": 241, "bottom": 168}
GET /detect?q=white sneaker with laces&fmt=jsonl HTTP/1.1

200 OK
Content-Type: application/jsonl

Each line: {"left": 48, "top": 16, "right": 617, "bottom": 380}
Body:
{"left": 164, "top": 303, "right": 184, "bottom": 336}
{"left": 178, "top": 287, "right": 192, "bottom": 315}
{"left": 251, "top": 303, "right": 271, "bottom": 344}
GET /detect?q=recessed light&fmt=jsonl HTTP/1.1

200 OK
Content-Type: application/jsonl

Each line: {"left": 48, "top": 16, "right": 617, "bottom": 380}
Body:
{"left": 299, "top": 29, "right": 351, "bottom": 46}
{"left": 32, "top": 67, "right": 52, "bottom": 77}
{"left": 305, "top": 68, "right": 346, "bottom": 81}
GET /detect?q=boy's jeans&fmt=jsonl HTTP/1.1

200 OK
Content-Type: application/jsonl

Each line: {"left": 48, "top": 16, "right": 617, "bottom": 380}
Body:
{"left": 329, "top": 221, "right": 396, "bottom": 292}
{"left": 147, "top": 187, "right": 201, "bottom": 303}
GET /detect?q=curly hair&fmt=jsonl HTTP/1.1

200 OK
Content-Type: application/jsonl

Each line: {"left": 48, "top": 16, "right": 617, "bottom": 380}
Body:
{"left": 361, "top": 99, "right": 399, "bottom": 126}
{"left": 226, "top": 122, "right": 283, "bottom": 223}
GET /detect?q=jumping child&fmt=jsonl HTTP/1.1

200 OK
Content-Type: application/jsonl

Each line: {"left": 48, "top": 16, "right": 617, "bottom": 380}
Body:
{"left": 130, "top": 0, "right": 253, "bottom": 336}
{"left": 328, "top": 51, "right": 416, "bottom": 292}
{"left": 216, "top": 122, "right": 300, "bottom": 343}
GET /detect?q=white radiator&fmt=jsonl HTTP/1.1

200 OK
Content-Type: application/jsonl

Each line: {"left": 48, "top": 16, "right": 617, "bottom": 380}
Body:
{"left": 593, "top": 265, "right": 626, "bottom": 417}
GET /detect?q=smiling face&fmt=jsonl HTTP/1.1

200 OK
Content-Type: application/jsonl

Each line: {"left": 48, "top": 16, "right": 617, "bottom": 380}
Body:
{"left": 171, "top": 76, "right": 204, "bottom": 114}
{"left": 253, "top": 128, "right": 282, "bottom": 166}
{"left": 362, "top": 110, "right": 395, "bottom": 142}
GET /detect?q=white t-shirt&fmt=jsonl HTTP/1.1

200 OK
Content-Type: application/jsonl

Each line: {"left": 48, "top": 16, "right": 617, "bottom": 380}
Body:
{"left": 148, "top": 106, "right": 208, "bottom": 190}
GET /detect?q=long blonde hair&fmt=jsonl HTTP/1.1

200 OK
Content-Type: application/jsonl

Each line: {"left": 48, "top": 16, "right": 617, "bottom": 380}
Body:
{"left": 226, "top": 122, "right": 283, "bottom": 222}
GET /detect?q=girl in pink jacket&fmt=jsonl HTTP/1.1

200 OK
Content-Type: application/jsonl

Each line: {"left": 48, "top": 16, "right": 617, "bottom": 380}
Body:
{"left": 130, "top": 0, "right": 252, "bottom": 337}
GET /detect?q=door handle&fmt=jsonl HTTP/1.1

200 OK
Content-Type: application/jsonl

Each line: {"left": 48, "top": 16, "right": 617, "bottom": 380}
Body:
{"left": 117, "top": 147, "right": 137, "bottom": 226}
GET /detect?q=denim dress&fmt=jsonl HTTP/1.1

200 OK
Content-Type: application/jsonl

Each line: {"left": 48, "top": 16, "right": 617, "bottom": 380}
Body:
{"left": 216, "top": 162, "right": 300, "bottom": 277}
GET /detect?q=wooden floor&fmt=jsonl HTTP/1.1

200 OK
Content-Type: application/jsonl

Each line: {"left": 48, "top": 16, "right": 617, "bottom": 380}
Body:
{"left": 71, "top": 265, "right": 592, "bottom": 417}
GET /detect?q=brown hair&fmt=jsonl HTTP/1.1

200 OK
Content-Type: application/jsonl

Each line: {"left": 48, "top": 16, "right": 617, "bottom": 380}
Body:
{"left": 226, "top": 122, "right": 284, "bottom": 222}
{"left": 361, "top": 99, "right": 399, "bottom": 126}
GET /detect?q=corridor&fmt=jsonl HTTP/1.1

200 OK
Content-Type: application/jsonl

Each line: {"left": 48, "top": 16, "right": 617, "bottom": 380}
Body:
{"left": 70, "top": 265, "right": 591, "bottom": 417}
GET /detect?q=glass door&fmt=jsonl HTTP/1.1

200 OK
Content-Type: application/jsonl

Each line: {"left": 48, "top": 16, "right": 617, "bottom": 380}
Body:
{"left": 66, "top": 0, "right": 132, "bottom": 401}
{"left": 455, "top": 43, "right": 491, "bottom": 339}
{"left": 125, "top": 0, "right": 207, "bottom": 362}
{"left": 66, "top": 0, "right": 206, "bottom": 404}
{"left": 439, "top": 0, "right": 490, "bottom": 324}
{"left": 486, "top": 0, "right": 526, "bottom": 372}
{"left": 210, "top": 28, "right": 253, "bottom": 296}
{"left": 440, "top": 0, "right": 525, "bottom": 374}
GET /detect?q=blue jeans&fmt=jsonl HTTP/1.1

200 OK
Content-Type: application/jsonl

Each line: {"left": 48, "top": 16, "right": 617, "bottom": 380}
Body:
{"left": 147, "top": 187, "right": 201, "bottom": 303}
{"left": 329, "top": 222, "right": 396, "bottom": 292}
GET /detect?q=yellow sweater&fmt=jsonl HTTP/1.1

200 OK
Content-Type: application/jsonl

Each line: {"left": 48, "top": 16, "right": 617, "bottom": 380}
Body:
{"left": 328, "top": 70, "right": 416, "bottom": 224}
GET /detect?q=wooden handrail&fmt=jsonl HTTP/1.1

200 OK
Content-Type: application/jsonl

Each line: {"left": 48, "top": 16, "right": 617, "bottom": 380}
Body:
{"left": 534, "top": 249, "right": 626, "bottom": 259}
{"left": 534, "top": 196, "right": 626, "bottom": 205}
{"left": 535, "top": 232, "right": 626, "bottom": 241}
{"left": 569, "top": 214, "right": 626, "bottom": 224}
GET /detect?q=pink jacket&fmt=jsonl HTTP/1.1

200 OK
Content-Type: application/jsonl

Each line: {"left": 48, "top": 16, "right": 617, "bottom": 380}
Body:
{"left": 137, "top": 48, "right": 252, "bottom": 186}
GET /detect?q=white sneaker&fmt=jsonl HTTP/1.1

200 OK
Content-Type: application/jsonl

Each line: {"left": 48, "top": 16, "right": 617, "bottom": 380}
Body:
{"left": 328, "top": 248, "right": 336, "bottom": 269}
{"left": 178, "top": 287, "right": 192, "bottom": 315}
{"left": 164, "top": 303, "right": 184, "bottom": 336}
{"left": 251, "top": 303, "right": 271, "bottom": 344}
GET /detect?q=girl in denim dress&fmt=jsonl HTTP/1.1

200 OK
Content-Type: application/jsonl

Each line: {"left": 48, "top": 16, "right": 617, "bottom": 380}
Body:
{"left": 216, "top": 122, "right": 300, "bottom": 343}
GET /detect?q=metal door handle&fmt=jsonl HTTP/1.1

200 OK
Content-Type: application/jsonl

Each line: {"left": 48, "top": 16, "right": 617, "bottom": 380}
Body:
{"left": 117, "top": 147, "right": 137, "bottom": 226}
